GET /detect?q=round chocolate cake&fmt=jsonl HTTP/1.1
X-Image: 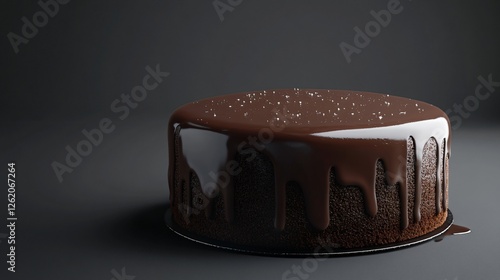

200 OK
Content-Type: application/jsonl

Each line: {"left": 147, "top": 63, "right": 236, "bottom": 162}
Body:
{"left": 168, "top": 89, "right": 450, "bottom": 252}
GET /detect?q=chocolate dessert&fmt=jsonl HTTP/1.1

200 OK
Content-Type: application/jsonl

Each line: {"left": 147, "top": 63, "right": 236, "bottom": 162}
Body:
{"left": 168, "top": 89, "right": 451, "bottom": 251}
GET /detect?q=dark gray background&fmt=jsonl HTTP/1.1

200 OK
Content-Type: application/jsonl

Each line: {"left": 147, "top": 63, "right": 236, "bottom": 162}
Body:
{"left": 2, "top": 0, "right": 499, "bottom": 279}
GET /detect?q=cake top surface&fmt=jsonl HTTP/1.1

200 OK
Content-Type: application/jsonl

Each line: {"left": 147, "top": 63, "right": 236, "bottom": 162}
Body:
{"left": 171, "top": 89, "right": 447, "bottom": 133}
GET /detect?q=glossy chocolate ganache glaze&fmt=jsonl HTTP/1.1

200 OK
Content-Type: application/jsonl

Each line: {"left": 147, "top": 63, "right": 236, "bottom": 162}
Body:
{"left": 168, "top": 89, "right": 451, "bottom": 249}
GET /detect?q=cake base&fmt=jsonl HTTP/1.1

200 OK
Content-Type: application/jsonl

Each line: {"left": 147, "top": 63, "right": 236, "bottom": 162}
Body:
{"left": 165, "top": 208, "right": 454, "bottom": 256}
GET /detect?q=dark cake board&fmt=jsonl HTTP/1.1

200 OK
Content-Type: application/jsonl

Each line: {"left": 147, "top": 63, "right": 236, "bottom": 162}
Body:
{"left": 164, "top": 209, "right": 454, "bottom": 257}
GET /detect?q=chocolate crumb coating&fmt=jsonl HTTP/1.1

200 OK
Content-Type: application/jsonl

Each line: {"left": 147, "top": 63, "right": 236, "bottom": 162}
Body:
{"left": 169, "top": 89, "right": 450, "bottom": 250}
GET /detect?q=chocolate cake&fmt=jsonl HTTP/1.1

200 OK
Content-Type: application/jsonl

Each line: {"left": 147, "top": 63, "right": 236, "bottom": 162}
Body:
{"left": 168, "top": 89, "right": 451, "bottom": 251}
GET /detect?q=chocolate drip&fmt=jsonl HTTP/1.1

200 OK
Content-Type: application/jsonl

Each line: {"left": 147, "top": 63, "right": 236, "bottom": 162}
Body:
{"left": 264, "top": 141, "right": 332, "bottom": 230}
{"left": 222, "top": 138, "right": 240, "bottom": 222}
{"left": 444, "top": 152, "right": 450, "bottom": 209}
{"left": 168, "top": 89, "right": 451, "bottom": 232}
{"left": 414, "top": 138, "right": 423, "bottom": 222}
{"left": 412, "top": 134, "right": 448, "bottom": 221}
{"left": 436, "top": 139, "right": 444, "bottom": 214}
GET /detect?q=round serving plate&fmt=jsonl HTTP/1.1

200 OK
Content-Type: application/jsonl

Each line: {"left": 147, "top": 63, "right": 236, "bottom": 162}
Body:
{"left": 164, "top": 208, "right": 454, "bottom": 257}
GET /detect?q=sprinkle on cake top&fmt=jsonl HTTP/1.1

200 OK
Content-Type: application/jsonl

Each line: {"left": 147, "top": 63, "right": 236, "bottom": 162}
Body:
{"left": 174, "top": 89, "right": 446, "bottom": 133}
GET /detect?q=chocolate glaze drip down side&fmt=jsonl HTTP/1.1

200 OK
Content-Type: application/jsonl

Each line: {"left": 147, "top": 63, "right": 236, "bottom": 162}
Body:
{"left": 168, "top": 89, "right": 451, "bottom": 231}
{"left": 434, "top": 224, "right": 471, "bottom": 242}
